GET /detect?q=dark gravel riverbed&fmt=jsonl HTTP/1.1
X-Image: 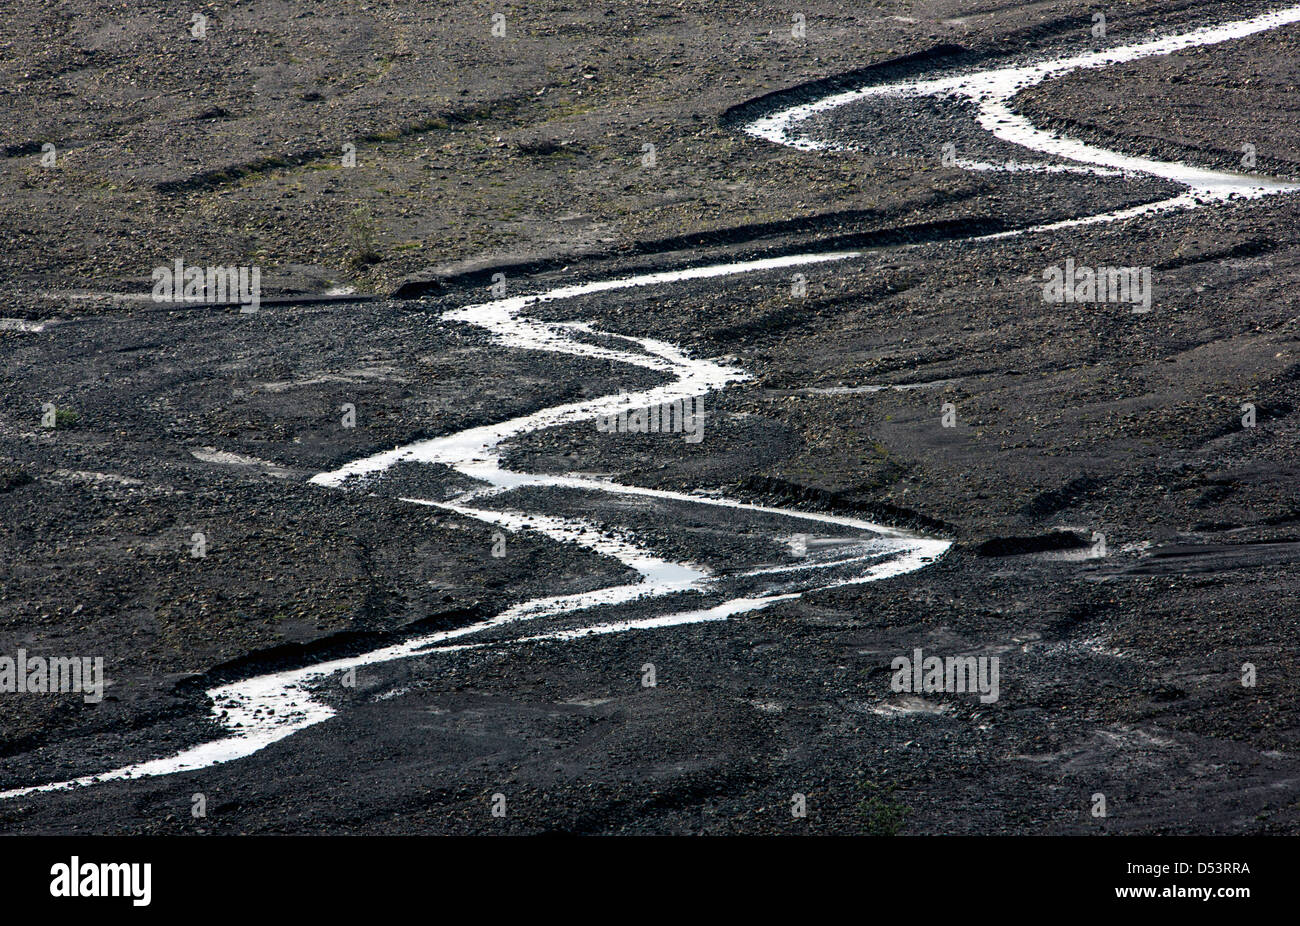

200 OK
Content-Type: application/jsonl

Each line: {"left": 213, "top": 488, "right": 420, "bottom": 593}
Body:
{"left": 1, "top": 0, "right": 1297, "bottom": 834}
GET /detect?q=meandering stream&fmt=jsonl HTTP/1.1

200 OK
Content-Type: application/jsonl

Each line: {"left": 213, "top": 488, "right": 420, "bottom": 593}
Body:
{"left": 6, "top": 3, "right": 1300, "bottom": 799}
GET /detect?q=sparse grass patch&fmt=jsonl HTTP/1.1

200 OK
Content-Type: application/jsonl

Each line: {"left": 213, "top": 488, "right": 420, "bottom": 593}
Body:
{"left": 345, "top": 206, "right": 383, "bottom": 269}
{"left": 856, "top": 779, "right": 909, "bottom": 835}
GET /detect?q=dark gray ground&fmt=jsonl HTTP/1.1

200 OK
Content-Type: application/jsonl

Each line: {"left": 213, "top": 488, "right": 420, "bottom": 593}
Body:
{"left": 1, "top": 0, "right": 1298, "bottom": 834}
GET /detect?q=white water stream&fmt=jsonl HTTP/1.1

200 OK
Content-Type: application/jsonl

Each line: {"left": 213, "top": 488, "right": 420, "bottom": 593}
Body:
{"left": 6, "top": 4, "right": 1300, "bottom": 799}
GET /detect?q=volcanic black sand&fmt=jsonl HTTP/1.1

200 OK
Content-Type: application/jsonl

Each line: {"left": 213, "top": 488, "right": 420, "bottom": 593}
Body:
{"left": 1, "top": 0, "right": 1298, "bottom": 834}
